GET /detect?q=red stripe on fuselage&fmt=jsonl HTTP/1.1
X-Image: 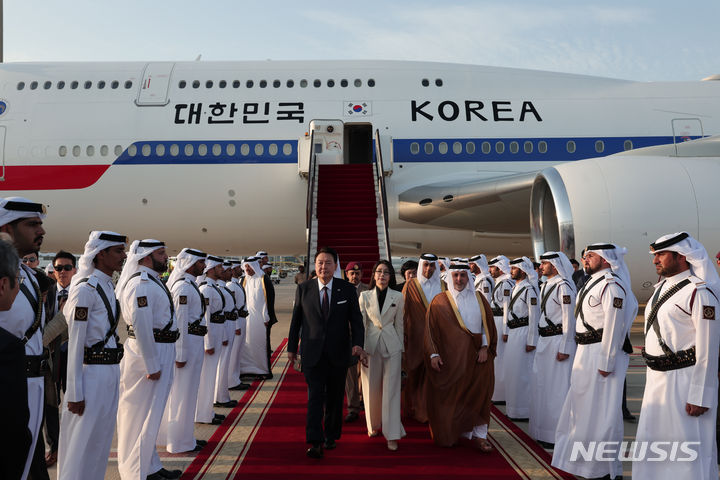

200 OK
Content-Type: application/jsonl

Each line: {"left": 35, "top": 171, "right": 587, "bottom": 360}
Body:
{"left": 0, "top": 165, "right": 110, "bottom": 190}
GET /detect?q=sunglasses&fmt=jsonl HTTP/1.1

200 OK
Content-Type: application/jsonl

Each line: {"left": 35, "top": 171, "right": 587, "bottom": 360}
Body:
{"left": 54, "top": 264, "right": 74, "bottom": 272}
{"left": 22, "top": 257, "right": 37, "bottom": 263}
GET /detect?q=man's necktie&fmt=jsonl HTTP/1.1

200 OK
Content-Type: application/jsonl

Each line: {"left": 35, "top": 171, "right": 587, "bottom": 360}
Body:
{"left": 321, "top": 286, "right": 329, "bottom": 319}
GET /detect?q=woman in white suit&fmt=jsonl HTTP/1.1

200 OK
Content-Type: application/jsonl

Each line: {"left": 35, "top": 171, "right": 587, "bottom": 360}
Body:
{"left": 359, "top": 260, "right": 406, "bottom": 451}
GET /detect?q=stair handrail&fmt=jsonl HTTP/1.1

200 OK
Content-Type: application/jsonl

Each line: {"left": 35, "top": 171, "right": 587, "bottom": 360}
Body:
{"left": 373, "top": 129, "right": 392, "bottom": 261}
{"left": 305, "top": 130, "right": 317, "bottom": 273}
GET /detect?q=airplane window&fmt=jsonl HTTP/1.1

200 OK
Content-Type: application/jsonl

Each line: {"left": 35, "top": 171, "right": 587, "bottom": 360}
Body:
{"left": 495, "top": 141, "right": 505, "bottom": 154}
{"left": 368, "top": 79, "right": 375, "bottom": 87}
{"left": 435, "top": 79, "right": 443, "bottom": 87}
{"left": 73, "top": 146, "right": 81, "bottom": 157}
{"left": 170, "top": 144, "right": 179, "bottom": 156}
{"left": 17, "top": 82, "right": 25, "bottom": 90}
{"left": 269, "top": 143, "right": 278, "bottom": 155}
{"left": 206, "top": 80, "right": 214, "bottom": 88}
{"left": 624, "top": 140, "right": 633, "bottom": 151}
{"left": 509, "top": 141, "right": 519, "bottom": 154}
{"left": 524, "top": 141, "right": 533, "bottom": 154}
{"left": 421, "top": 79, "right": 429, "bottom": 87}
{"left": 259, "top": 80, "right": 267, "bottom": 88}
{"left": 111, "top": 80, "right": 119, "bottom": 89}
{"left": 219, "top": 80, "right": 227, "bottom": 89}
{"left": 300, "top": 79, "right": 308, "bottom": 88}
{"left": 114, "top": 145, "right": 123, "bottom": 156}
{"left": 226, "top": 144, "right": 236, "bottom": 156}
{"left": 142, "top": 144, "right": 151, "bottom": 157}
{"left": 538, "top": 141, "right": 548, "bottom": 153}
{"left": 232, "top": 80, "right": 241, "bottom": 88}
{"left": 84, "top": 81, "right": 92, "bottom": 89}
{"left": 273, "top": 80, "right": 281, "bottom": 88}
{"left": 424, "top": 142, "right": 434, "bottom": 155}
{"left": 58, "top": 146, "right": 67, "bottom": 157}
{"left": 246, "top": 80, "right": 254, "bottom": 88}
{"left": 283, "top": 143, "right": 292, "bottom": 155}
{"left": 481, "top": 142, "right": 491, "bottom": 154}
{"left": 255, "top": 144, "right": 264, "bottom": 156}
{"left": 212, "top": 144, "right": 222, "bottom": 156}
{"left": 566, "top": 140, "right": 576, "bottom": 153}
{"left": 410, "top": 142, "right": 420, "bottom": 154}
{"left": 313, "top": 79, "right": 321, "bottom": 88}
{"left": 240, "top": 143, "right": 250, "bottom": 156}
{"left": 57, "top": 81, "right": 65, "bottom": 90}
{"left": 453, "top": 141, "right": 462, "bottom": 154}
{"left": 184, "top": 144, "right": 194, "bottom": 156}
{"left": 466, "top": 141, "right": 475, "bottom": 154}
{"left": 595, "top": 140, "right": 604, "bottom": 153}
{"left": 286, "top": 80, "right": 294, "bottom": 88}
{"left": 87, "top": 145, "right": 95, "bottom": 156}
{"left": 340, "top": 79, "right": 348, "bottom": 87}
{"left": 71, "top": 81, "right": 79, "bottom": 89}
{"left": 198, "top": 144, "right": 208, "bottom": 156}
{"left": 43, "top": 81, "right": 51, "bottom": 90}
{"left": 100, "top": 145, "right": 109, "bottom": 156}
{"left": 98, "top": 81, "right": 106, "bottom": 89}
{"left": 354, "top": 79, "right": 362, "bottom": 87}
{"left": 128, "top": 144, "right": 137, "bottom": 157}
{"left": 156, "top": 144, "right": 165, "bottom": 157}
{"left": 30, "top": 81, "right": 38, "bottom": 90}
{"left": 438, "top": 142, "right": 448, "bottom": 155}
{"left": 178, "top": 80, "right": 186, "bottom": 89}
{"left": 327, "top": 79, "right": 335, "bottom": 87}
{"left": 124, "top": 80, "right": 133, "bottom": 89}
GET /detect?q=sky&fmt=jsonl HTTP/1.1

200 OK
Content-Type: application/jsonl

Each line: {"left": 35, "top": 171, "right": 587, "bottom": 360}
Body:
{"left": 5, "top": 0, "right": 719, "bottom": 81}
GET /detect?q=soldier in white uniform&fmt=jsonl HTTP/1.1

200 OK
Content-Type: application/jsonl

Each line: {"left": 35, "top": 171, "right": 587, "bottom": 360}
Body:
{"left": 0, "top": 197, "right": 47, "bottom": 480}
{"left": 116, "top": 240, "right": 181, "bottom": 480}
{"left": 194, "top": 256, "right": 227, "bottom": 425}
{"left": 552, "top": 243, "right": 637, "bottom": 480}
{"left": 57, "top": 231, "right": 127, "bottom": 479}
{"left": 633, "top": 232, "right": 720, "bottom": 479}
{"left": 488, "top": 255, "right": 513, "bottom": 404}
{"left": 528, "top": 251, "right": 576, "bottom": 448}
{"left": 163, "top": 248, "right": 208, "bottom": 454}
{"left": 469, "top": 254, "right": 494, "bottom": 304}
{"left": 503, "top": 257, "right": 540, "bottom": 420}
{"left": 214, "top": 261, "right": 238, "bottom": 408}
{"left": 227, "top": 260, "right": 250, "bottom": 391}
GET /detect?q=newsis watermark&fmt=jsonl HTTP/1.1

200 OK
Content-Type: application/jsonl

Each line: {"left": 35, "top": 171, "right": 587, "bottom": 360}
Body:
{"left": 570, "top": 441, "right": 701, "bottom": 462}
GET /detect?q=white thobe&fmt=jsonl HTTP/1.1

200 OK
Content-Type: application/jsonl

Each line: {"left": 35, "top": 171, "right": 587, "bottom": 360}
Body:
{"left": 226, "top": 278, "right": 247, "bottom": 386}
{"left": 474, "top": 273, "right": 494, "bottom": 305}
{"left": 0, "top": 263, "right": 45, "bottom": 480}
{"left": 162, "top": 274, "right": 205, "bottom": 453}
{"left": 490, "top": 275, "right": 512, "bottom": 402}
{"left": 215, "top": 284, "right": 236, "bottom": 402}
{"left": 528, "top": 276, "right": 576, "bottom": 443}
{"left": 117, "top": 266, "right": 176, "bottom": 480}
{"left": 57, "top": 270, "right": 120, "bottom": 480}
{"left": 238, "top": 275, "right": 270, "bottom": 375}
{"left": 552, "top": 269, "right": 633, "bottom": 479}
{"left": 503, "top": 278, "right": 538, "bottom": 418}
{"left": 195, "top": 279, "right": 224, "bottom": 423}
{"left": 633, "top": 271, "right": 720, "bottom": 479}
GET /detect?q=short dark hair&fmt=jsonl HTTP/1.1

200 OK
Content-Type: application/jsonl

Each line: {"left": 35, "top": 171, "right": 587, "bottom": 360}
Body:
{"left": 316, "top": 246, "right": 338, "bottom": 264}
{"left": 570, "top": 259, "right": 579, "bottom": 267}
{"left": 400, "top": 260, "right": 418, "bottom": 276}
{"left": 368, "top": 260, "right": 397, "bottom": 290}
{"left": 53, "top": 250, "right": 77, "bottom": 268}
{"left": 0, "top": 240, "right": 19, "bottom": 288}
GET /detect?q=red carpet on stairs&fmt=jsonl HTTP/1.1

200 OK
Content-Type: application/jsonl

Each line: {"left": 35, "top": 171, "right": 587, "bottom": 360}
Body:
{"left": 316, "top": 164, "right": 380, "bottom": 284}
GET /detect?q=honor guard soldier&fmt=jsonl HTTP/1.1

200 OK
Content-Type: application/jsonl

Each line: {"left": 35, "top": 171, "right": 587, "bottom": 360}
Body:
{"left": 633, "top": 233, "right": 720, "bottom": 479}
{"left": 194, "top": 256, "right": 227, "bottom": 425}
{"left": 553, "top": 243, "right": 637, "bottom": 480}
{"left": 528, "top": 251, "right": 576, "bottom": 448}
{"left": 504, "top": 257, "right": 540, "bottom": 420}
{"left": 227, "top": 260, "right": 250, "bottom": 391}
{"left": 0, "top": 197, "right": 47, "bottom": 480}
{"left": 488, "top": 255, "right": 513, "bottom": 404}
{"left": 214, "top": 262, "right": 238, "bottom": 409}
{"left": 163, "top": 248, "right": 208, "bottom": 454}
{"left": 469, "top": 254, "right": 494, "bottom": 304}
{"left": 56, "top": 231, "right": 127, "bottom": 480}
{"left": 115, "top": 240, "right": 181, "bottom": 480}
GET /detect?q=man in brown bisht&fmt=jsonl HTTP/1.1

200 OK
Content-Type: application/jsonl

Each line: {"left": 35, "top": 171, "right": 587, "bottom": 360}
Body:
{"left": 402, "top": 253, "right": 445, "bottom": 422}
{"left": 424, "top": 262, "right": 497, "bottom": 452}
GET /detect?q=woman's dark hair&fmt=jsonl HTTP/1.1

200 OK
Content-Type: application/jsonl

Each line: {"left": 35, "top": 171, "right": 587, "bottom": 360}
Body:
{"left": 368, "top": 259, "right": 397, "bottom": 289}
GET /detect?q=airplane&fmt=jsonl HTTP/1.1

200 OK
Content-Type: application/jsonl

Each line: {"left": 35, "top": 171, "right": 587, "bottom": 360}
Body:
{"left": 0, "top": 59, "right": 719, "bottom": 301}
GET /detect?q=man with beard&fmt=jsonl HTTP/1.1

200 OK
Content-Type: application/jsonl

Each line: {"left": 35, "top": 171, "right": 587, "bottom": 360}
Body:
{"left": 56, "top": 231, "right": 127, "bottom": 479}
{"left": 528, "top": 251, "right": 576, "bottom": 449}
{"left": 424, "top": 263, "right": 496, "bottom": 450}
{"left": 488, "top": 255, "right": 513, "bottom": 404}
{"left": 214, "top": 262, "right": 239, "bottom": 409}
{"left": 633, "top": 233, "right": 720, "bottom": 479}
{"left": 227, "top": 260, "right": 250, "bottom": 391}
{"left": 343, "top": 261, "right": 366, "bottom": 423}
{"left": 469, "top": 254, "right": 494, "bottom": 304}
{"left": 163, "top": 248, "right": 209, "bottom": 454}
{"left": 401, "top": 253, "right": 445, "bottom": 422}
{"left": 239, "top": 257, "right": 277, "bottom": 381}
{"left": 552, "top": 243, "right": 637, "bottom": 480}
{"left": 0, "top": 197, "right": 48, "bottom": 480}
{"left": 116, "top": 240, "right": 181, "bottom": 480}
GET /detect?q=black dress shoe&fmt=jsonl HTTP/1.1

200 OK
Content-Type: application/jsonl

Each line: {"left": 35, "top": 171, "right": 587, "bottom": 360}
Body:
{"left": 306, "top": 444, "right": 323, "bottom": 458}
{"left": 259, "top": 373, "right": 273, "bottom": 380}
{"left": 344, "top": 411, "right": 359, "bottom": 423}
{"left": 537, "top": 440, "right": 555, "bottom": 449}
{"left": 324, "top": 439, "right": 336, "bottom": 450}
{"left": 229, "top": 383, "right": 251, "bottom": 391}
{"left": 508, "top": 417, "right": 529, "bottom": 422}
{"left": 147, "top": 473, "right": 163, "bottom": 480}
{"left": 198, "top": 417, "right": 222, "bottom": 425}
{"left": 492, "top": 400, "right": 506, "bottom": 406}
{"left": 214, "top": 400, "right": 238, "bottom": 408}
{"left": 214, "top": 413, "right": 226, "bottom": 420}
{"left": 196, "top": 439, "right": 208, "bottom": 447}
{"left": 622, "top": 409, "right": 637, "bottom": 423}
{"left": 153, "top": 467, "right": 182, "bottom": 479}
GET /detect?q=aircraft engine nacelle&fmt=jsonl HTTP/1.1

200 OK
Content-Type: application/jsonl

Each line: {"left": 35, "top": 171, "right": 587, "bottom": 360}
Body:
{"left": 530, "top": 141, "right": 720, "bottom": 301}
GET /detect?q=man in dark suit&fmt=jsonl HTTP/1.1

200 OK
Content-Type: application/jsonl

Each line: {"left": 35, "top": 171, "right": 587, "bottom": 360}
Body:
{"left": 288, "top": 247, "right": 368, "bottom": 459}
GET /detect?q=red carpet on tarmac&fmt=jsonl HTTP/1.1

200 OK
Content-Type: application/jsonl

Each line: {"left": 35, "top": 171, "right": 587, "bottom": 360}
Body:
{"left": 183, "top": 340, "right": 575, "bottom": 480}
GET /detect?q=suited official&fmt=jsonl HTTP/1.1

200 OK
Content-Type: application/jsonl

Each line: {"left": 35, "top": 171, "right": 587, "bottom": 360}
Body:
{"left": 288, "top": 247, "right": 367, "bottom": 458}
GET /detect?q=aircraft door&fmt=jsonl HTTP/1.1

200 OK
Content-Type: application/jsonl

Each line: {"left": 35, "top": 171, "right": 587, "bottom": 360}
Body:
{"left": 136, "top": 62, "right": 175, "bottom": 106}
{"left": 672, "top": 118, "right": 703, "bottom": 149}
{"left": 298, "top": 120, "right": 344, "bottom": 174}
{"left": 0, "top": 127, "right": 6, "bottom": 182}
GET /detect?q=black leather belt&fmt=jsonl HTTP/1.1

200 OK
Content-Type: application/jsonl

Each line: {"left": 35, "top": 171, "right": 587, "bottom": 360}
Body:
{"left": 209, "top": 312, "right": 225, "bottom": 324}
{"left": 26, "top": 353, "right": 49, "bottom": 377}
{"left": 539, "top": 324, "right": 563, "bottom": 337}
{"left": 575, "top": 329, "right": 603, "bottom": 345}
{"left": 642, "top": 346, "right": 696, "bottom": 371}
{"left": 507, "top": 316, "right": 529, "bottom": 329}
{"left": 238, "top": 308, "right": 249, "bottom": 318}
{"left": 225, "top": 311, "right": 238, "bottom": 321}
{"left": 84, "top": 345, "right": 124, "bottom": 364}
{"left": 127, "top": 325, "right": 180, "bottom": 343}
{"left": 188, "top": 323, "right": 208, "bottom": 336}
{"left": 492, "top": 307, "right": 503, "bottom": 317}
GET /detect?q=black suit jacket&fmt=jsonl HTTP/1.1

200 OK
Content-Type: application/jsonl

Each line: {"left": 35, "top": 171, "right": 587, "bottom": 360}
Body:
{"left": 288, "top": 277, "right": 364, "bottom": 369}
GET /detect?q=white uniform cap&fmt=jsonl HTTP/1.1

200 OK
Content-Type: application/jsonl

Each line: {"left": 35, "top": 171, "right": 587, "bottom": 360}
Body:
{"left": 0, "top": 197, "right": 46, "bottom": 227}
{"left": 650, "top": 232, "right": 720, "bottom": 294}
